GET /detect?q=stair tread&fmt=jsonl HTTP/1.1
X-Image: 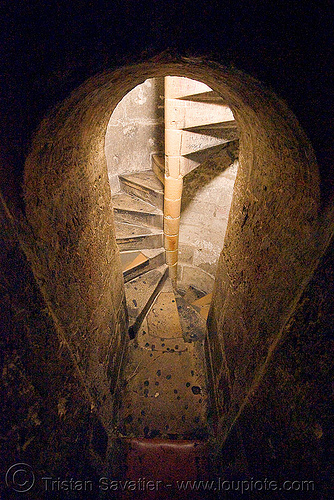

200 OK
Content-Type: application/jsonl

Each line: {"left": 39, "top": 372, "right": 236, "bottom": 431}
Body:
{"left": 120, "top": 251, "right": 149, "bottom": 273}
{"left": 120, "top": 247, "right": 165, "bottom": 260}
{"left": 183, "top": 142, "right": 229, "bottom": 163}
{"left": 120, "top": 248, "right": 166, "bottom": 282}
{"left": 192, "top": 293, "right": 212, "bottom": 308}
{"left": 176, "top": 128, "right": 236, "bottom": 156}
{"left": 152, "top": 155, "right": 165, "bottom": 185}
{"left": 184, "top": 120, "right": 238, "bottom": 136}
{"left": 117, "top": 278, "right": 209, "bottom": 439}
{"left": 180, "top": 139, "right": 239, "bottom": 176}
{"left": 112, "top": 192, "right": 162, "bottom": 215}
{"left": 182, "top": 285, "right": 207, "bottom": 304}
{"left": 125, "top": 264, "right": 168, "bottom": 334}
{"left": 176, "top": 296, "right": 207, "bottom": 342}
{"left": 178, "top": 90, "right": 227, "bottom": 104}
{"left": 125, "top": 265, "right": 168, "bottom": 308}
{"left": 119, "top": 171, "right": 164, "bottom": 193}
{"left": 119, "top": 439, "right": 210, "bottom": 499}
{"left": 140, "top": 247, "right": 165, "bottom": 258}
{"left": 146, "top": 280, "right": 184, "bottom": 340}
{"left": 152, "top": 154, "right": 165, "bottom": 171}
{"left": 115, "top": 221, "right": 163, "bottom": 239}
{"left": 166, "top": 100, "right": 234, "bottom": 129}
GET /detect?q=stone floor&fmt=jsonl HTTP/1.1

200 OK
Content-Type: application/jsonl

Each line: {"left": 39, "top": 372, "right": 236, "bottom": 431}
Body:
{"left": 115, "top": 278, "right": 210, "bottom": 440}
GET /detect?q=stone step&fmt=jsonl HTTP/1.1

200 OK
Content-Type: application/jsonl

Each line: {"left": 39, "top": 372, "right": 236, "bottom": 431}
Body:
{"left": 177, "top": 264, "right": 215, "bottom": 296}
{"left": 120, "top": 248, "right": 165, "bottom": 282}
{"left": 191, "top": 293, "right": 213, "bottom": 321}
{"left": 117, "top": 278, "right": 209, "bottom": 438}
{"left": 182, "top": 285, "right": 207, "bottom": 304}
{"left": 152, "top": 154, "right": 165, "bottom": 185}
{"left": 180, "top": 143, "right": 230, "bottom": 177}
{"left": 165, "top": 100, "right": 235, "bottom": 130}
{"left": 179, "top": 90, "right": 228, "bottom": 105}
{"left": 181, "top": 139, "right": 239, "bottom": 177}
{"left": 112, "top": 192, "right": 163, "bottom": 228}
{"left": 115, "top": 221, "right": 163, "bottom": 251}
{"left": 119, "top": 171, "right": 164, "bottom": 210}
{"left": 170, "top": 128, "right": 236, "bottom": 157}
{"left": 165, "top": 76, "right": 212, "bottom": 100}
{"left": 175, "top": 296, "right": 208, "bottom": 343}
{"left": 184, "top": 120, "right": 238, "bottom": 139}
{"left": 125, "top": 264, "right": 168, "bottom": 338}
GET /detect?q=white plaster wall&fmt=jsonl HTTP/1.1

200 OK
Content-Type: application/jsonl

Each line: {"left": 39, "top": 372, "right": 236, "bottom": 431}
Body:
{"left": 105, "top": 77, "right": 164, "bottom": 193}
{"left": 179, "top": 147, "right": 238, "bottom": 276}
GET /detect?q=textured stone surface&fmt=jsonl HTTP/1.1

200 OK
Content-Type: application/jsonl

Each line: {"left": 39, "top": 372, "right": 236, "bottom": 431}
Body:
{"left": 215, "top": 233, "right": 334, "bottom": 499}
{"left": 121, "top": 248, "right": 166, "bottom": 283}
{"left": 0, "top": 201, "right": 106, "bottom": 499}
{"left": 112, "top": 192, "right": 163, "bottom": 228}
{"left": 124, "top": 264, "right": 168, "bottom": 337}
{"left": 191, "top": 293, "right": 213, "bottom": 321}
{"left": 115, "top": 221, "right": 163, "bottom": 250}
{"left": 178, "top": 263, "right": 215, "bottom": 295}
{"left": 180, "top": 145, "right": 238, "bottom": 275}
{"left": 152, "top": 154, "right": 165, "bottom": 184}
{"left": 175, "top": 296, "right": 207, "bottom": 342}
{"left": 105, "top": 77, "right": 164, "bottom": 194}
{"left": 115, "top": 280, "right": 210, "bottom": 440}
{"left": 121, "top": 250, "right": 149, "bottom": 273}
{"left": 120, "top": 171, "right": 164, "bottom": 210}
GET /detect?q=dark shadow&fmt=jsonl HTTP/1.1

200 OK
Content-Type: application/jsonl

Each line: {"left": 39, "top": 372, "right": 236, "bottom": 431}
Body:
{"left": 181, "top": 140, "right": 239, "bottom": 213}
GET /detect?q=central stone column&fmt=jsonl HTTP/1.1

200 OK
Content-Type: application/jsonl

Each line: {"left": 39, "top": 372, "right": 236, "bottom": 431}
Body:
{"left": 164, "top": 76, "right": 183, "bottom": 285}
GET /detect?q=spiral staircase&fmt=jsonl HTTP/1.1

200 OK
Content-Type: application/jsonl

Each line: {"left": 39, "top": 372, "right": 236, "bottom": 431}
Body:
{"left": 110, "top": 79, "right": 239, "bottom": 498}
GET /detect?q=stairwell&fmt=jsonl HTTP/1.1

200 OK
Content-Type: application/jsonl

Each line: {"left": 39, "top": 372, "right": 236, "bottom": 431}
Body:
{"left": 108, "top": 77, "right": 239, "bottom": 497}
{"left": 111, "top": 167, "right": 213, "bottom": 499}
{"left": 17, "top": 57, "right": 330, "bottom": 500}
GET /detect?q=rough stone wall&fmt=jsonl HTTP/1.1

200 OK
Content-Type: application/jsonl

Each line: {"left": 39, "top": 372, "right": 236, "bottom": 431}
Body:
{"left": 217, "top": 231, "right": 334, "bottom": 498}
{"left": 105, "top": 77, "right": 164, "bottom": 193}
{"left": 207, "top": 69, "right": 324, "bottom": 438}
{"left": 0, "top": 198, "right": 106, "bottom": 499}
{"left": 23, "top": 75, "right": 130, "bottom": 427}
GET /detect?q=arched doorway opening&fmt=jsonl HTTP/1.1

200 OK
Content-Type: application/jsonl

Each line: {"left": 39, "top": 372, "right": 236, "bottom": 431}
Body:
{"left": 23, "top": 58, "right": 322, "bottom": 451}
{"left": 105, "top": 75, "right": 239, "bottom": 293}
